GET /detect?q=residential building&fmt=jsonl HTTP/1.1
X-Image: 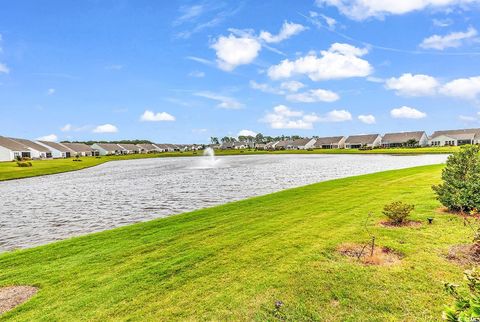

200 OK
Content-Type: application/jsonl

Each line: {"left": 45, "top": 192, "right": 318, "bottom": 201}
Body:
{"left": 91, "top": 143, "right": 125, "bottom": 155}
{"left": 118, "top": 143, "right": 141, "bottom": 154}
{"left": 10, "top": 138, "right": 53, "bottom": 159}
{"left": 36, "top": 140, "right": 74, "bottom": 158}
{"left": 137, "top": 143, "right": 161, "bottom": 153}
{"left": 62, "top": 143, "right": 96, "bottom": 157}
{"left": 382, "top": 131, "right": 428, "bottom": 148}
{"left": 345, "top": 134, "right": 382, "bottom": 149}
{"left": 0, "top": 136, "right": 32, "bottom": 161}
{"left": 314, "top": 136, "right": 346, "bottom": 149}
{"left": 274, "top": 140, "right": 290, "bottom": 150}
{"left": 287, "top": 138, "right": 316, "bottom": 150}
{"left": 429, "top": 128, "right": 480, "bottom": 146}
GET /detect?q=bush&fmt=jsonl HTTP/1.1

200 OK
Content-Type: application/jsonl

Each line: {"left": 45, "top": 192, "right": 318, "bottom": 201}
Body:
{"left": 443, "top": 268, "right": 480, "bottom": 321}
{"left": 16, "top": 161, "right": 32, "bottom": 167}
{"left": 432, "top": 145, "right": 480, "bottom": 213}
{"left": 382, "top": 201, "right": 414, "bottom": 224}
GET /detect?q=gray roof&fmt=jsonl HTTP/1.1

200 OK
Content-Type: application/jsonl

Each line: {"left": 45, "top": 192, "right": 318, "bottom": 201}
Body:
{"left": 275, "top": 140, "right": 291, "bottom": 148}
{"left": 0, "top": 136, "right": 30, "bottom": 151}
{"left": 345, "top": 134, "right": 380, "bottom": 145}
{"left": 38, "top": 141, "right": 74, "bottom": 153}
{"left": 314, "top": 136, "right": 345, "bottom": 146}
{"left": 382, "top": 131, "right": 426, "bottom": 143}
{"left": 10, "top": 138, "right": 51, "bottom": 152}
{"left": 118, "top": 143, "right": 141, "bottom": 151}
{"left": 94, "top": 143, "right": 124, "bottom": 151}
{"left": 62, "top": 142, "right": 94, "bottom": 152}
{"left": 431, "top": 128, "right": 480, "bottom": 140}
{"left": 289, "top": 138, "right": 312, "bottom": 146}
{"left": 137, "top": 143, "right": 159, "bottom": 151}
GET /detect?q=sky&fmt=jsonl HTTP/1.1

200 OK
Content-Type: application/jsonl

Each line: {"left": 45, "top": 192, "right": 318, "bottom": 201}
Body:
{"left": 1, "top": 0, "right": 480, "bottom": 143}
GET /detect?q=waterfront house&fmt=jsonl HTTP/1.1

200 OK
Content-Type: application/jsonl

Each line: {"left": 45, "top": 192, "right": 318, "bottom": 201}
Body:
{"left": 265, "top": 141, "right": 279, "bottom": 150}
{"left": 274, "top": 140, "right": 290, "bottom": 150}
{"left": 255, "top": 143, "right": 266, "bottom": 150}
{"left": 36, "top": 140, "right": 75, "bottom": 158}
{"left": 345, "top": 134, "right": 382, "bottom": 149}
{"left": 10, "top": 138, "right": 53, "bottom": 159}
{"left": 137, "top": 143, "right": 161, "bottom": 153}
{"left": 220, "top": 142, "right": 234, "bottom": 150}
{"left": 429, "top": 128, "right": 480, "bottom": 146}
{"left": 382, "top": 131, "right": 428, "bottom": 148}
{"left": 0, "top": 136, "right": 32, "bottom": 161}
{"left": 234, "top": 141, "right": 248, "bottom": 149}
{"left": 118, "top": 143, "right": 142, "bottom": 154}
{"left": 313, "top": 136, "right": 346, "bottom": 149}
{"left": 62, "top": 142, "right": 96, "bottom": 157}
{"left": 91, "top": 143, "right": 125, "bottom": 155}
{"left": 287, "top": 138, "right": 316, "bottom": 150}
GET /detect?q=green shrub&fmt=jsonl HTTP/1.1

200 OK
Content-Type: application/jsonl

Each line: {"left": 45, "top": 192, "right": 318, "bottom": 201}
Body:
{"left": 382, "top": 201, "right": 415, "bottom": 224}
{"left": 16, "top": 161, "right": 33, "bottom": 167}
{"left": 443, "top": 268, "right": 480, "bottom": 321}
{"left": 432, "top": 145, "right": 480, "bottom": 213}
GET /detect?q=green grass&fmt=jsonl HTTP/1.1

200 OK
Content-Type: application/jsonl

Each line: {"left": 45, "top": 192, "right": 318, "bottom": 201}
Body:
{"left": 0, "top": 146, "right": 458, "bottom": 182}
{"left": 0, "top": 164, "right": 470, "bottom": 321}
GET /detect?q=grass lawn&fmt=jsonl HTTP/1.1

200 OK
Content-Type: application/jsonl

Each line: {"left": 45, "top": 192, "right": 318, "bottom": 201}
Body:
{"left": 0, "top": 164, "right": 470, "bottom": 321}
{"left": 0, "top": 146, "right": 458, "bottom": 182}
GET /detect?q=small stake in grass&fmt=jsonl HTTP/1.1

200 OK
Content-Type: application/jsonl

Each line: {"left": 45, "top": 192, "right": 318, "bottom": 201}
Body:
{"left": 428, "top": 217, "right": 434, "bottom": 224}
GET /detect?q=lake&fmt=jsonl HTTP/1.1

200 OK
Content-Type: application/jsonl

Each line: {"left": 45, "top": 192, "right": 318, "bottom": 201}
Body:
{"left": 0, "top": 154, "right": 448, "bottom": 251}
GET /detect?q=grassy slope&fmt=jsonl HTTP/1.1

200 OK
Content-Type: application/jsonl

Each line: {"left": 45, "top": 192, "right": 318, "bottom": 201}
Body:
{"left": 0, "top": 164, "right": 469, "bottom": 321}
{"left": 0, "top": 146, "right": 458, "bottom": 182}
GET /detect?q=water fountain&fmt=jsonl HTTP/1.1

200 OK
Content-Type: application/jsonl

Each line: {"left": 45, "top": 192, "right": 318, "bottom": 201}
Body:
{"left": 194, "top": 147, "right": 222, "bottom": 169}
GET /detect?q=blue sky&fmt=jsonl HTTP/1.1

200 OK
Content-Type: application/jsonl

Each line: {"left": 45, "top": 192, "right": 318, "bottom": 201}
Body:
{"left": 1, "top": 0, "right": 480, "bottom": 143}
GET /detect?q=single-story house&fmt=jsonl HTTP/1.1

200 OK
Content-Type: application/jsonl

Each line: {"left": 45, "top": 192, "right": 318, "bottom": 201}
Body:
{"left": 92, "top": 143, "right": 126, "bottom": 155}
{"left": 382, "top": 131, "right": 428, "bottom": 148}
{"left": 62, "top": 142, "right": 96, "bottom": 157}
{"left": 0, "top": 136, "right": 32, "bottom": 161}
{"left": 36, "top": 140, "right": 74, "bottom": 158}
{"left": 345, "top": 134, "right": 382, "bottom": 149}
{"left": 10, "top": 138, "right": 53, "bottom": 159}
{"left": 265, "top": 141, "right": 279, "bottom": 150}
{"left": 234, "top": 141, "right": 248, "bottom": 149}
{"left": 429, "top": 128, "right": 480, "bottom": 146}
{"left": 314, "top": 136, "right": 346, "bottom": 149}
{"left": 137, "top": 143, "right": 161, "bottom": 153}
{"left": 274, "top": 140, "right": 291, "bottom": 150}
{"left": 255, "top": 143, "right": 266, "bottom": 150}
{"left": 220, "top": 142, "right": 234, "bottom": 150}
{"left": 286, "top": 138, "right": 316, "bottom": 150}
{"left": 118, "top": 143, "right": 142, "bottom": 154}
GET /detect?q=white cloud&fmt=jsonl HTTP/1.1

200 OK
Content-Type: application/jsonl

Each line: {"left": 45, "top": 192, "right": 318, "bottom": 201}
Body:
{"left": 188, "top": 70, "right": 205, "bottom": 78}
{"left": 433, "top": 18, "right": 453, "bottom": 27}
{"left": 261, "top": 105, "right": 351, "bottom": 129}
{"left": 385, "top": 73, "right": 439, "bottom": 96}
{"left": 36, "top": 134, "right": 58, "bottom": 142}
{"left": 249, "top": 80, "right": 285, "bottom": 95}
{"left": 459, "top": 114, "right": 479, "bottom": 122}
{"left": 358, "top": 114, "right": 376, "bottom": 124}
{"left": 286, "top": 88, "right": 340, "bottom": 103}
{"left": 47, "top": 88, "right": 56, "bottom": 95}
{"left": 280, "top": 81, "right": 305, "bottom": 92}
{"left": 439, "top": 76, "right": 480, "bottom": 100}
{"left": 93, "top": 124, "right": 118, "bottom": 133}
{"left": 237, "top": 129, "right": 257, "bottom": 137}
{"left": 259, "top": 21, "right": 306, "bottom": 43}
{"left": 420, "top": 27, "right": 478, "bottom": 50}
{"left": 390, "top": 106, "right": 427, "bottom": 119}
{"left": 316, "top": 0, "right": 480, "bottom": 20}
{"left": 61, "top": 124, "right": 72, "bottom": 132}
{"left": 194, "top": 91, "right": 244, "bottom": 109}
{"left": 140, "top": 110, "right": 176, "bottom": 122}
{"left": 173, "top": 4, "right": 204, "bottom": 26}
{"left": 268, "top": 43, "right": 372, "bottom": 81}
{"left": 0, "top": 63, "right": 9, "bottom": 74}
{"left": 211, "top": 34, "right": 261, "bottom": 71}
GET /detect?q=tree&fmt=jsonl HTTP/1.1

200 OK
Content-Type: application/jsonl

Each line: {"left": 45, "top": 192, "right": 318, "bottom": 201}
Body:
{"left": 405, "top": 139, "right": 419, "bottom": 147}
{"left": 443, "top": 268, "right": 480, "bottom": 321}
{"left": 210, "top": 137, "right": 219, "bottom": 145}
{"left": 255, "top": 133, "right": 264, "bottom": 143}
{"left": 432, "top": 145, "right": 480, "bottom": 213}
{"left": 221, "top": 136, "right": 230, "bottom": 143}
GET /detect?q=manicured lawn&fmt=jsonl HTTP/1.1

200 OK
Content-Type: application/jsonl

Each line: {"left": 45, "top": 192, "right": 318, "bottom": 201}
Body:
{"left": 0, "top": 164, "right": 469, "bottom": 321}
{"left": 0, "top": 146, "right": 458, "bottom": 182}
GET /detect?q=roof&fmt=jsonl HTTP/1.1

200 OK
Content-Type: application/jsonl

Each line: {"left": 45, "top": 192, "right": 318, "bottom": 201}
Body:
{"left": 10, "top": 138, "right": 51, "bottom": 152}
{"left": 154, "top": 144, "right": 169, "bottom": 149}
{"left": 431, "top": 128, "right": 480, "bottom": 140}
{"left": 275, "top": 140, "right": 291, "bottom": 148}
{"left": 93, "top": 143, "right": 124, "bottom": 151}
{"left": 289, "top": 138, "right": 312, "bottom": 146}
{"left": 314, "top": 136, "right": 345, "bottom": 146}
{"left": 38, "top": 141, "right": 74, "bottom": 153}
{"left": 137, "top": 143, "right": 159, "bottom": 150}
{"left": 62, "top": 142, "right": 94, "bottom": 152}
{"left": 234, "top": 141, "right": 248, "bottom": 146}
{"left": 118, "top": 143, "right": 141, "bottom": 151}
{"left": 382, "top": 131, "right": 426, "bottom": 143}
{"left": 433, "top": 133, "right": 476, "bottom": 141}
{"left": 0, "top": 136, "right": 30, "bottom": 151}
{"left": 345, "top": 134, "right": 380, "bottom": 144}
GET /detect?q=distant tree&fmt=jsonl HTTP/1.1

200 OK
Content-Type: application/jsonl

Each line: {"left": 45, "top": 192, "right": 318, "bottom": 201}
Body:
{"left": 221, "top": 137, "right": 230, "bottom": 143}
{"left": 238, "top": 135, "right": 246, "bottom": 142}
{"left": 255, "top": 133, "right": 264, "bottom": 143}
{"left": 405, "top": 139, "right": 419, "bottom": 147}
{"left": 210, "top": 137, "right": 219, "bottom": 145}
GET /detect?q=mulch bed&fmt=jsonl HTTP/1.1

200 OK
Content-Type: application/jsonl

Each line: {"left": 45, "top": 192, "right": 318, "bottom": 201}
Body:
{"left": 0, "top": 286, "right": 38, "bottom": 315}
{"left": 337, "top": 243, "right": 402, "bottom": 266}
{"left": 446, "top": 244, "right": 480, "bottom": 266}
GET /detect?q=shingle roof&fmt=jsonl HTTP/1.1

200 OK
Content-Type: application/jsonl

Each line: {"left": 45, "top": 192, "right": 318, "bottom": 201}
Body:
{"left": 275, "top": 140, "right": 291, "bottom": 148}
{"left": 431, "top": 128, "right": 480, "bottom": 140}
{"left": 137, "top": 143, "right": 159, "bottom": 151}
{"left": 382, "top": 131, "right": 426, "bottom": 143}
{"left": 94, "top": 143, "right": 124, "bottom": 151}
{"left": 62, "top": 142, "right": 94, "bottom": 152}
{"left": 38, "top": 141, "right": 74, "bottom": 153}
{"left": 10, "top": 138, "right": 51, "bottom": 152}
{"left": 0, "top": 136, "right": 30, "bottom": 151}
{"left": 314, "top": 136, "right": 345, "bottom": 146}
{"left": 345, "top": 134, "right": 380, "bottom": 144}
{"left": 118, "top": 143, "right": 141, "bottom": 151}
{"left": 289, "top": 138, "right": 312, "bottom": 146}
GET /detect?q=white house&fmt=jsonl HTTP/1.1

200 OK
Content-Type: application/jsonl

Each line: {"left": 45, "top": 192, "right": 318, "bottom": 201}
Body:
{"left": 233, "top": 141, "right": 248, "bottom": 149}
{"left": 313, "top": 136, "right": 346, "bottom": 149}
{"left": 0, "top": 136, "right": 32, "bottom": 161}
{"left": 345, "top": 134, "right": 382, "bottom": 149}
{"left": 287, "top": 138, "right": 316, "bottom": 150}
{"left": 137, "top": 143, "right": 161, "bottom": 153}
{"left": 36, "top": 140, "right": 74, "bottom": 158}
{"left": 91, "top": 143, "right": 125, "bottom": 155}
{"left": 382, "top": 131, "right": 428, "bottom": 148}
{"left": 10, "top": 138, "right": 53, "bottom": 159}
{"left": 118, "top": 143, "right": 141, "bottom": 154}
{"left": 62, "top": 143, "right": 96, "bottom": 157}
{"left": 429, "top": 128, "right": 480, "bottom": 146}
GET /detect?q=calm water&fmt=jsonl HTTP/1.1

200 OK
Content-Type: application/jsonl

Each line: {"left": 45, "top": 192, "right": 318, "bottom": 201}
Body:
{"left": 0, "top": 154, "right": 447, "bottom": 251}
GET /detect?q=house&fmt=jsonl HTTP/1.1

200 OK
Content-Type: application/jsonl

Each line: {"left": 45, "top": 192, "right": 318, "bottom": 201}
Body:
{"left": 91, "top": 143, "right": 125, "bottom": 155}
{"left": 255, "top": 143, "right": 266, "bottom": 150}
{"left": 265, "top": 141, "right": 279, "bottom": 150}
{"left": 287, "top": 138, "right": 316, "bottom": 150}
{"left": 314, "top": 136, "right": 346, "bottom": 149}
{"left": 0, "top": 136, "right": 32, "bottom": 161}
{"left": 429, "top": 128, "right": 480, "bottom": 146}
{"left": 274, "top": 140, "right": 291, "bottom": 150}
{"left": 9, "top": 138, "right": 53, "bottom": 159}
{"left": 233, "top": 141, "right": 248, "bottom": 149}
{"left": 345, "top": 134, "right": 382, "bottom": 149}
{"left": 382, "top": 131, "right": 428, "bottom": 148}
{"left": 220, "top": 142, "right": 234, "bottom": 150}
{"left": 36, "top": 140, "right": 75, "bottom": 158}
{"left": 137, "top": 143, "right": 161, "bottom": 153}
{"left": 118, "top": 143, "right": 141, "bottom": 154}
{"left": 62, "top": 142, "right": 96, "bottom": 157}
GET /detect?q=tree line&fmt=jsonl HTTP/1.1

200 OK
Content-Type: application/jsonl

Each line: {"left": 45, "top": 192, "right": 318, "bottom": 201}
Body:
{"left": 210, "top": 134, "right": 306, "bottom": 145}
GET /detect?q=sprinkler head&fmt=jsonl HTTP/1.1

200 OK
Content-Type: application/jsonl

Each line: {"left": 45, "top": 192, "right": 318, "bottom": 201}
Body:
{"left": 427, "top": 217, "right": 434, "bottom": 224}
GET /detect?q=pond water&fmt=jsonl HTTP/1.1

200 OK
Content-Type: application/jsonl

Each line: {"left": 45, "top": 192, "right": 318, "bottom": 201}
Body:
{"left": 0, "top": 154, "right": 448, "bottom": 251}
